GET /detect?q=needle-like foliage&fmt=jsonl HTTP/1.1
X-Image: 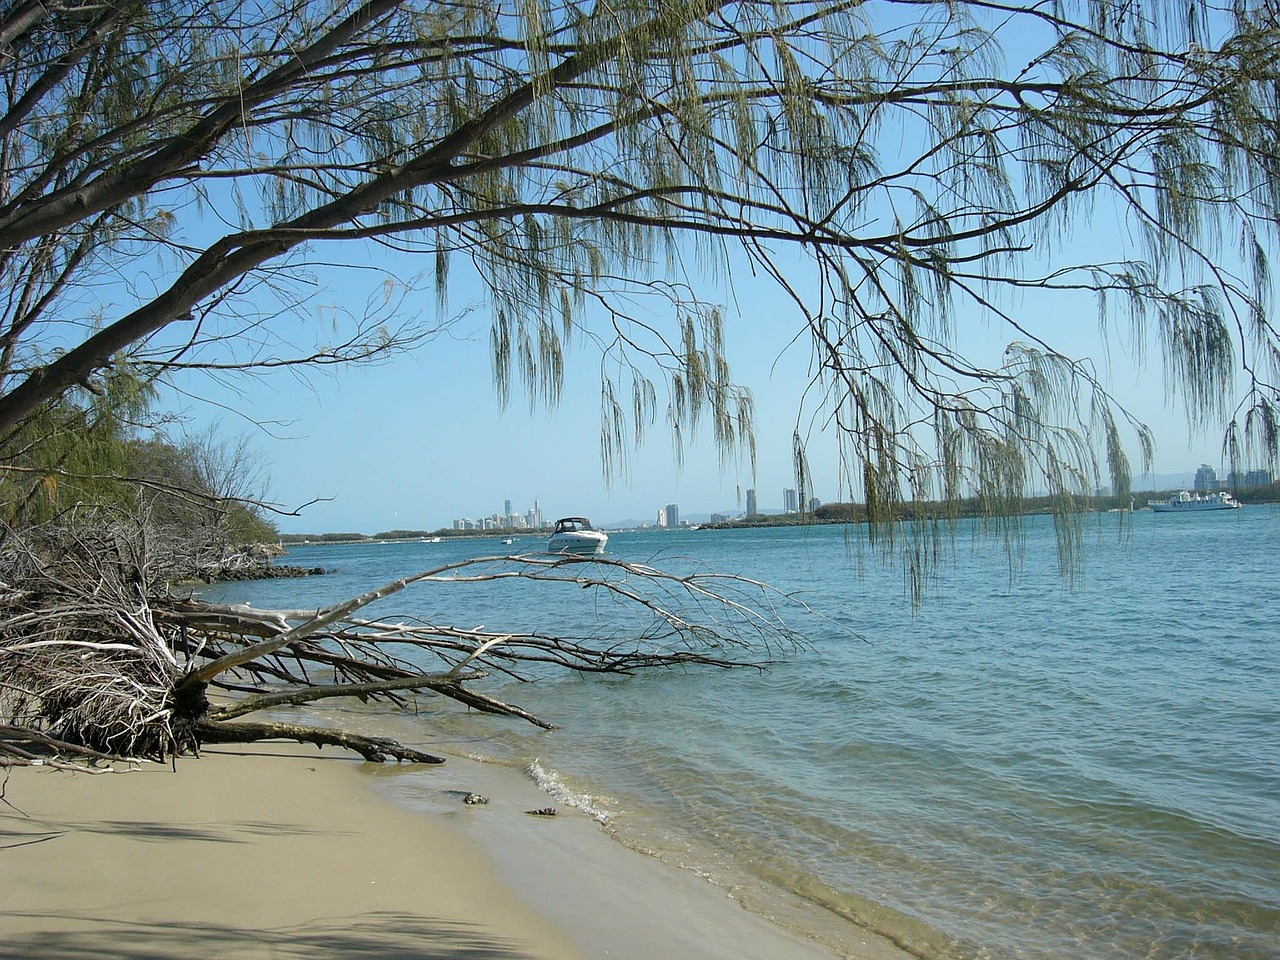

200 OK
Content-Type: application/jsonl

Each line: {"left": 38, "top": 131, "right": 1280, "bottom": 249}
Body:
{"left": 1, "top": 0, "right": 1278, "bottom": 581}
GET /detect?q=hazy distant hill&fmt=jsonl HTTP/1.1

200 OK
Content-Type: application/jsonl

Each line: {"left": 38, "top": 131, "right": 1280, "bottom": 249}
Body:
{"left": 1138, "top": 471, "right": 1195, "bottom": 491}
{"left": 601, "top": 518, "right": 648, "bottom": 530}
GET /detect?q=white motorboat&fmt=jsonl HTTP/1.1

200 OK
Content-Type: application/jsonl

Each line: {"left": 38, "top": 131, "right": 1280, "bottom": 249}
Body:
{"left": 1149, "top": 490, "right": 1241, "bottom": 512}
{"left": 547, "top": 517, "right": 608, "bottom": 555}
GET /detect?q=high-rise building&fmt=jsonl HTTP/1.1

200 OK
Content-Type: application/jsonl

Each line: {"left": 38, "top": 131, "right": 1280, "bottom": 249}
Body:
{"left": 504, "top": 499, "right": 512, "bottom": 517}
{"left": 783, "top": 488, "right": 798, "bottom": 513}
{"left": 808, "top": 496, "right": 821, "bottom": 513}
{"left": 745, "top": 488, "right": 758, "bottom": 516}
{"left": 1194, "top": 463, "right": 1217, "bottom": 492}
{"left": 1228, "top": 468, "right": 1273, "bottom": 489}
{"left": 664, "top": 503, "right": 679, "bottom": 528}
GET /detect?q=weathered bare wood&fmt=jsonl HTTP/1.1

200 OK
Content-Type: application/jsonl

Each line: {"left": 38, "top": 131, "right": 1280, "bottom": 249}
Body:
{"left": 2, "top": 514, "right": 804, "bottom": 767}
{"left": 0, "top": 724, "right": 120, "bottom": 770}
{"left": 178, "top": 561, "right": 468, "bottom": 686}
{"left": 194, "top": 719, "right": 446, "bottom": 764}
{"left": 207, "top": 672, "right": 486, "bottom": 721}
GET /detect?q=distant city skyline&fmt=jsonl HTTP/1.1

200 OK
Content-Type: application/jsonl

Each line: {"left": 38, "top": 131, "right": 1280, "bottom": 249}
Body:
{"left": 166, "top": 287, "right": 1251, "bottom": 537}
{"left": 175, "top": 371, "right": 1269, "bottom": 536}
{"left": 1193, "top": 462, "right": 1274, "bottom": 493}
{"left": 414, "top": 462, "right": 1271, "bottom": 537}
{"left": 451, "top": 499, "right": 545, "bottom": 532}
{"left": 239, "top": 345, "right": 1245, "bottom": 538}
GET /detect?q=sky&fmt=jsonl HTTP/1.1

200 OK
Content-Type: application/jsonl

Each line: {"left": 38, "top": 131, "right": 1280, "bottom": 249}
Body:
{"left": 148, "top": 10, "right": 1258, "bottom": 537}
{"left": 161, "top": 238, "right": 1238, "bottom": 536}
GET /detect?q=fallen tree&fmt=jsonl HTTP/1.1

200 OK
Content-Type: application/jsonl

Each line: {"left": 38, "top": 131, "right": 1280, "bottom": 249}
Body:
{"left": 0, "top": 512, "right": 803, "bottom": 767}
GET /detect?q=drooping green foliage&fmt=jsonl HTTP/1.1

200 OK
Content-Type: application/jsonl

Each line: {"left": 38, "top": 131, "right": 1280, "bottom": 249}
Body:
{"left": 0, "top": 367, "right": 156, "bottom": 526}
{"left": 2, "top": 0, "right": 1278, "bottom": 587}
{"left": 0, "top": 367, "right": 276, "bottom": 545}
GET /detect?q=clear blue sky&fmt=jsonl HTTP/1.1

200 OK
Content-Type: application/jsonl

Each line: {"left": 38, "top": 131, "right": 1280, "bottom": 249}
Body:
{"left": 161, "top": 237, "right": 1234, "bottom": 536}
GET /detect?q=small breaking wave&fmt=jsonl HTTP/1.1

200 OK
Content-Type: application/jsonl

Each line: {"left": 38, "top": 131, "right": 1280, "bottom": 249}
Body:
{"left": 527, "top": 758, "right": 612, "bottom": 823}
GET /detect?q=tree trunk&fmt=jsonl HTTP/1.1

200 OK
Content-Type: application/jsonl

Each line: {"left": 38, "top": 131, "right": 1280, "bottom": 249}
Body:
{"left": 194, "top": 719, "right": 445, "bottom": 763}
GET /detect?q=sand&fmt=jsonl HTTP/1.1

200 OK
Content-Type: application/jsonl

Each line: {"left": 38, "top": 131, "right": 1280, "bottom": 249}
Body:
{"left": 0, "top": 742, "right": 868, "bottom": 960}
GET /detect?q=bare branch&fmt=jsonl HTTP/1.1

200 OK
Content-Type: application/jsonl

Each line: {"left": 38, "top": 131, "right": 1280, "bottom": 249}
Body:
{"left": 2, "top": 513, "right": 803, "bottom": 763}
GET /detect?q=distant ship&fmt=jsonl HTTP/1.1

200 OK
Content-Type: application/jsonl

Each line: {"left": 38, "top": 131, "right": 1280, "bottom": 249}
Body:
{"left": 547, "top": 517, "right": 608, "bottom": 555}
{"left": 1149, "top": 490, "right": 1241, "bottom": 513}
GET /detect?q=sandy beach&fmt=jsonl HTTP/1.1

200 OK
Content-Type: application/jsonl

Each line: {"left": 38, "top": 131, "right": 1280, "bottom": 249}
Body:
{"left": 0, "top": 742, "right": 870, "bottom": 960}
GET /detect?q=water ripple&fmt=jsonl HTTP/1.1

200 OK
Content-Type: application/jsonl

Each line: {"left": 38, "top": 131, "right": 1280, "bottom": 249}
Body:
{"left": 206, "top": 512, "right": 1280, "bottom": 960}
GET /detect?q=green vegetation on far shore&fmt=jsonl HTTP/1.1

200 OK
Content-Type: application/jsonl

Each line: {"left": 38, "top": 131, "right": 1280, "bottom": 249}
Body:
{"left": 280, "top": 483, "right": 1280, "bottom": 543}
{"left": 280, "top": 527, "right": 534, "bottom": 545}
{"left": 703, "top": 483, "right": 1280, "bottom": 530}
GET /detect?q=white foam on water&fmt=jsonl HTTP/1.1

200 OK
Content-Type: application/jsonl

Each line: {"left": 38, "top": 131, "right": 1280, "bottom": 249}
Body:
{"left": 526, "top": 758, "right": 612, "bottom": 823}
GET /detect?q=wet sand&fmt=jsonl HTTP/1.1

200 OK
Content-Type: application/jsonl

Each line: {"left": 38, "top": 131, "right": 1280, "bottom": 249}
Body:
{"left": 0, "top": 742, "right": 862, "bottom": 960}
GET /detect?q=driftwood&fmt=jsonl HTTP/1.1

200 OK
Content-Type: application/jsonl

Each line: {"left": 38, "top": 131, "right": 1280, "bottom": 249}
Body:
{"left": 1, "top": 513, "right": 805, "bottom": 767}
{"left": 193, "top": 719, "right": 446, "bottom": 763}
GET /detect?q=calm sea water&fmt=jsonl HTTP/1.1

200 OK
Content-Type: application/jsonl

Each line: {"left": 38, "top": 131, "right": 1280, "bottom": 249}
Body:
{"left": 201, "top": 510, "right": 1280, "bottom": 960}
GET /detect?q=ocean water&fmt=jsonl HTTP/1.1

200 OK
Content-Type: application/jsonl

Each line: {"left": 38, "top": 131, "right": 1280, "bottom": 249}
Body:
{"left": 200, "top": 509, "right": 1280, "bottom": 960}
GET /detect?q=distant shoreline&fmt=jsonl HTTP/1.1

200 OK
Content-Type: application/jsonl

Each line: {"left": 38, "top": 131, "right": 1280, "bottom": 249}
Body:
{"left": 279, "top": 530, "right": 543, "bottom": 547}
{"left": 280, "top": 486, "right": 1278, "bottom": 543}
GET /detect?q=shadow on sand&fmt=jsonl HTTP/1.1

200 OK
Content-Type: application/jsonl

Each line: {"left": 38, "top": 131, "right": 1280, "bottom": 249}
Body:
{"left": 0, "top": 911, "right": 558, "bottom": 960}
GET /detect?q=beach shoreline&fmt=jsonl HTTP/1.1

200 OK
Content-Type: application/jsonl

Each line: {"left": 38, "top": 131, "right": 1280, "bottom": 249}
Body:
{"left": 0, "top": 741, "right": 897, "bottom": 960}
{"left": 1, "top": 743, "right": 589, "bottom": 960}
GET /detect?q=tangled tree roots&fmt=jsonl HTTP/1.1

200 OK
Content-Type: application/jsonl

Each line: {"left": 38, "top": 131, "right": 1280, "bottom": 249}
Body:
{"left": 1, "top": 516, "right": 184, "bottom": 761}
{"left": 1, "top": 512, "right": 804, "bottom": 768}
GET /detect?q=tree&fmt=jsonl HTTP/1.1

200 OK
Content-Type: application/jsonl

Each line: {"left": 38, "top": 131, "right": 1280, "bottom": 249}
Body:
{"left": 0, "top": 365, "right": 157, "bottom": 528}
{"left": 0, "top": 370, "right": 279, "bottom": 572}
{"left": 4, "top": 0, "right": 1280, "bottom": 763}
{"left": 0, "top": 511, "right": 801, "bottom": 766}
{"left": 1, "top": 0, "right": 1277, "bottom": 531}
